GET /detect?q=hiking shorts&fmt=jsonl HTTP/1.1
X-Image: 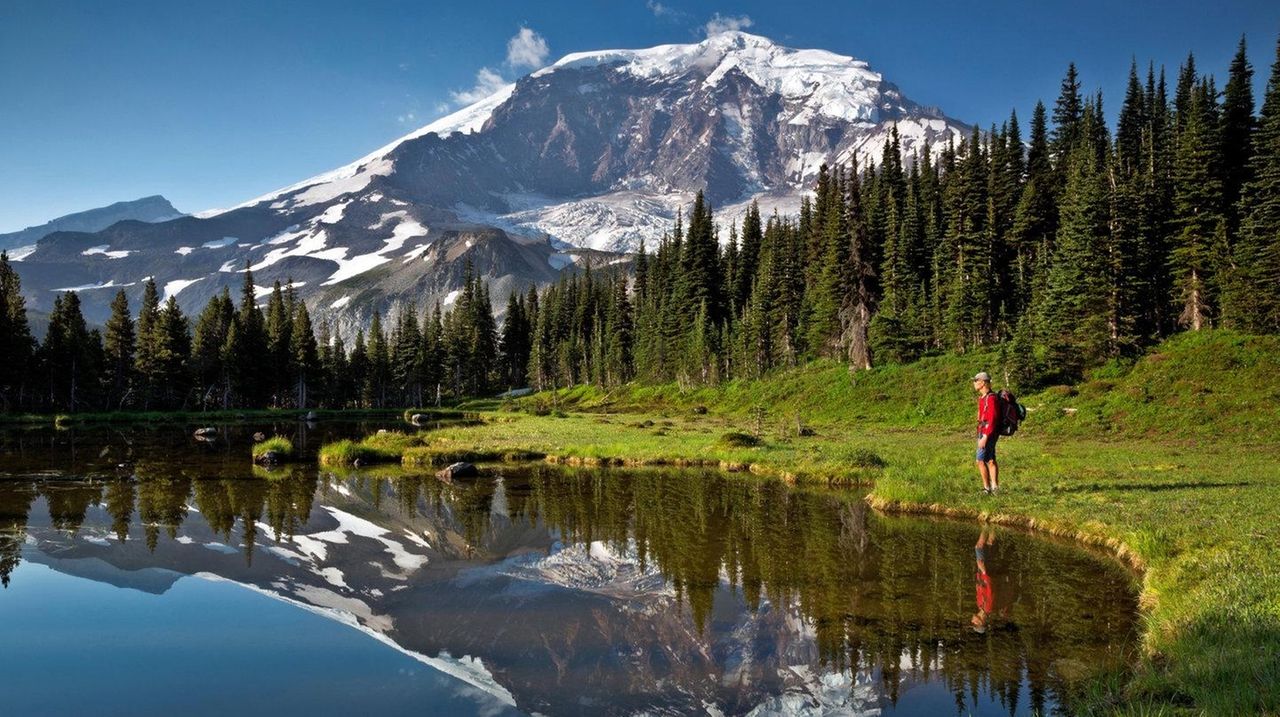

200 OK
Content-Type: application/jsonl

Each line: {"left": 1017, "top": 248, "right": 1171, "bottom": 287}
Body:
{"left": 975, "top": 435, "right": 998, "bottom": 462}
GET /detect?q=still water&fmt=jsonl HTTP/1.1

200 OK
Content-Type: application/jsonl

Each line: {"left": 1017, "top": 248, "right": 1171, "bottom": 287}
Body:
{"left": 0, "top": 421, "right": 1139, "bottom": 716}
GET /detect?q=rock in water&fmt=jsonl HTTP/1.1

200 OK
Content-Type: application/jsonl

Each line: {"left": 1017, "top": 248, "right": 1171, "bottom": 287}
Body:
{"left": 255, "top": 450, "right": 281, "bottom": 465}
{"left": 193, "top": 427, "right": 217, "bottom": 437}
{"left": 253, "top": 432, "right": 266, "bottom": 442}
{"left": 436, "top": 462, "right": 479, "bottom": 481}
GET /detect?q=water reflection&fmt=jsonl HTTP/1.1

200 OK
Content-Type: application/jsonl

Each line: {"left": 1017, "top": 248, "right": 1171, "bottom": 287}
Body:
{"left": 0, "top": 427, "right": 1139, "bottom": 716}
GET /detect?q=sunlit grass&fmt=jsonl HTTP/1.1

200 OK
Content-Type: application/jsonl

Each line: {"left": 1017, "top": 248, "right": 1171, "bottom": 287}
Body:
{"left": 250, "top": 436, "right": 294, "bottom": 462}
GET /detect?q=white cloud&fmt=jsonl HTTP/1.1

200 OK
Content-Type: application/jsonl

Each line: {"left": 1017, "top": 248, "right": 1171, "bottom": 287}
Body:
{"left": 397, "top": 112, "right": 417, "bottom": 124}
{"left": 505, "top": 27, "right": 549, "bottom": 70}
{"left": 646, "top": 0, "right": 679, "bottom": 18}
{"left": 704, "top": 13, "right": 753, "bottom": 36}
{"left": 450, "top": 67, "right": 507, "bottom": 105}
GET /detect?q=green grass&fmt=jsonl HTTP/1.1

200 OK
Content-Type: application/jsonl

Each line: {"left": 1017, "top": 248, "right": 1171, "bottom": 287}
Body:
{"left": 404, "top": 330, "right": 1280, "bottom": 714}
{"left": 523, "top": 329, "right": 1280, "bottom": 443}
{"left": 251, "top": 436, "right": 294, "bottom": 462}
{"left": 318, "top": 431, "right": 427, "bottom": 466}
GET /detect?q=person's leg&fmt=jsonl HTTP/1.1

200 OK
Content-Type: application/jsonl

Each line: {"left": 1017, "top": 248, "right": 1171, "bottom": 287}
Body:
{"left": 989, "top": 459, "right": 999, "bottom": 492}
{"left": 976, "top": 458, "right": 991, "bottom": 491}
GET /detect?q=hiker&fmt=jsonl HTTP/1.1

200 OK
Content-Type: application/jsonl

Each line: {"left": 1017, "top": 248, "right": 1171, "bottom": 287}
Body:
{"left": 972, "top": 371, "right": 1000, "bottom": 494}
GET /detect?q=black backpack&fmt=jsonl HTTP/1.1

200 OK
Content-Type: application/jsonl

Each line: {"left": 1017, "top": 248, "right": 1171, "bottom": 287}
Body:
{"left": 996, "top": 389, "right": 1027, "bottom": 436}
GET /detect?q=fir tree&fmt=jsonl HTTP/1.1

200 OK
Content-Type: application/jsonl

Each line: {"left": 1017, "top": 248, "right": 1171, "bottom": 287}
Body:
{"left": 102, "top": 290, "right": 136, "bottom": 409}
{"left": 1170, "top": 79, "right": 1225, "bottom": 329}
{"left": 291, "top": 302, "right": 319, "bottom": 408}
{"left": 1229, "top": 36, "right": 1280, "bottom": 331}
{"left": 0, "top": 253, "right": 36, "bottom": 410}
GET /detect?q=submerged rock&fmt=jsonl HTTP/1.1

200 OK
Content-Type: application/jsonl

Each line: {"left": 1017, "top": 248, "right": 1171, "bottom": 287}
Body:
{"left": 253, "top": 432, "right": 266, "bottom": 442}
{"left": 193, "top": 427, "right": 217, "bottom": 438}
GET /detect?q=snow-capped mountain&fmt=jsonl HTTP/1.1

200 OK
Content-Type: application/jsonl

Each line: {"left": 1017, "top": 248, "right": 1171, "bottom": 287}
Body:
{"left": 12, "top": 31, "right": 968, "bottom": 331}
{"left": 0, "top": 195, "right": 183, "bottom": 255}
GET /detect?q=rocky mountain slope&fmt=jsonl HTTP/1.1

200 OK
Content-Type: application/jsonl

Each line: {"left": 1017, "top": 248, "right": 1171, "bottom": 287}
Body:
{"left": 12, "top": 31, "right": 968, "bottom": 333}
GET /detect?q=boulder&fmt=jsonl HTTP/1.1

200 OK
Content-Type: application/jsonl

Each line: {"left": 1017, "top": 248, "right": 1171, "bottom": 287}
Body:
{"left": 409, "top": 413, "right": 427, "bottom": 425}
{"left": 436, "top": 462, "right": 479, "bottom": 481}
{"left": 253, "top": 432, "right": 266, "bottom": 442}
{"left": 193, "top": 427, "right": 217, "bottom": 437}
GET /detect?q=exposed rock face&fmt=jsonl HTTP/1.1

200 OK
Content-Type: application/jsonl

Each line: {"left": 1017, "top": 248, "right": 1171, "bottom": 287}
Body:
{"left": 11, "top": 32, "right": 966, "bottom": 336}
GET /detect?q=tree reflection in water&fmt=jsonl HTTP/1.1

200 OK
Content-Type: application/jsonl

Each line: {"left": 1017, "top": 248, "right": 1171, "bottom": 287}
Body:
{"left": 0, "top": 461, "right": 1138, "bottom": 715}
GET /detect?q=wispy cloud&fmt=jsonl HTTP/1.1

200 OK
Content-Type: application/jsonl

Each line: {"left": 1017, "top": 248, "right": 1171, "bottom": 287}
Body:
{"left": 646, "top": 0, "right": 686, "bottom": 20}
{"left": 441, "top": 26, "right": 549, "bottom": 113}
{"left": 703, "top": 13, "right": 753, "bottom": 36}
{"left": 505, "top": 27, "right": 549, "bottom": 70}
{"left": 449, "top": 67, "right": 507, "bottom": 105}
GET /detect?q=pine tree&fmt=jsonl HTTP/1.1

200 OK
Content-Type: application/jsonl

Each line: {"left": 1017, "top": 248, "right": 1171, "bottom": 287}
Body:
{"left": 364, "top": 312, "right": 390, "bottom": 407}
{"left": 1116, "top": 60, "right": 1148, "bottom": 174}
{"left": 1229, "top": 36, "right": 1280, "bottom": 331}
{"left": 604, "top": 273, "right": 633, "bottom": 386}
{"left": 229, "top": 266, "right": 269, "bottom": 406}
{"left": 191, "top": 288, "right": 234, "bottom": 408}
{"left": 133, "top": 278, "right": 162, "bottom": 409}
{"left": 40, "top": 292, "right": 100, "bottom": 411}
{"left": 1051, "top": 63, "right": 1084, "bottom": 163}
{"left": 1035, "top": 117, "right": 1113, "bottom": 378}
{"left": 155, "top": 296, "right": 192, "bottom": 408}
{"left": 1170, "top": 79, "right": 1225, "bottom": 329}
{"left": 102, "top": 290, "right": 135, "bottom": 409}
{"left": 0, "top": 253, "right": 36, "bottom": 410}
{"left": 264, "top": 281, "right": 292, "bottom": 405}
{"left": 291, "top": 302, "right": 319, "bottom": 408}
{"left": 1221, "top": 36, "right": 1256, "bottom": 232}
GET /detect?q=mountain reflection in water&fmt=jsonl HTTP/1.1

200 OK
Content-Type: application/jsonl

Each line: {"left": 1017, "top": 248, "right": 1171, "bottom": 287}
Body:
{"left": 0, "top": 425, "right": 1139, "bottom": 716}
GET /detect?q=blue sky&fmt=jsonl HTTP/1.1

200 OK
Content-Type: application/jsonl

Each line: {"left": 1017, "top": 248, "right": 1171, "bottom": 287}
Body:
{"left": 2, "top": 0, "right": 1278, "bottom": 232}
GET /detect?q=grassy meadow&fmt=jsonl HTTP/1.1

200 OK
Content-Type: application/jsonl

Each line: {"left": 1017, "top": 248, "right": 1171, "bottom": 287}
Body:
{"left": 326, "top": 329, "right": 1279, "bottom": 714}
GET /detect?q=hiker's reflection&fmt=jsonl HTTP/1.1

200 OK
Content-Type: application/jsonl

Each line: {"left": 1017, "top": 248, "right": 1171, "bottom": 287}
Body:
{"left": 971, "top": 526, "right": 1005, "bottom": 633}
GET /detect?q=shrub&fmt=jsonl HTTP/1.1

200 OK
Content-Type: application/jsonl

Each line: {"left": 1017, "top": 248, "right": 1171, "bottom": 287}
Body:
{"left": 719, "top": 431, "right": 761, "bottom": 448}
{"left": 848, "top": 448, "right": 886, "bottom": 469}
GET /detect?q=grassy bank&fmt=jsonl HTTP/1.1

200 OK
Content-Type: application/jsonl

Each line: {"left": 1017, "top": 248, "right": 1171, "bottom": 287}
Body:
{"left": 387, "top": 330, "right": 1279, "bottom": 714}
{"left": 399, "top": 408, "right": 1277, "bottom": 713}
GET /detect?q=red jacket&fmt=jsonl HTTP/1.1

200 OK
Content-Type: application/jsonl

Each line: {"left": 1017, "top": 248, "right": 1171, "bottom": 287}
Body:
{"left": 977, "top": 392, "right": 999, "bottom": 438}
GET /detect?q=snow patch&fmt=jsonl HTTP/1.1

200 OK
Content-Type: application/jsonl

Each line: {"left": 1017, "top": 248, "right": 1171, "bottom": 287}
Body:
{"left": 163, "top": 277, "right": 203, "bottom": 301}
{"left": 330, "top": 296, "right": 352, "bottom": 309}
{"left": 82, "top": 245, "right": 131, "bottom": 259}
{"left": 9, "top": 245, "right": 38, "bottom": 261}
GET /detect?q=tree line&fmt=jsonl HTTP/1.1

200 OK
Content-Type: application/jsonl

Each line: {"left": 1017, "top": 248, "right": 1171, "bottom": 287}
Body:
{"left": 0, "top": 257, "right": 512, "bottom": 412}
{"left": 524, "top": 35, "right": 1280, "bottom": 389}
{"left": 3, "top": 34, "right": 1280, "bottom": 412}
